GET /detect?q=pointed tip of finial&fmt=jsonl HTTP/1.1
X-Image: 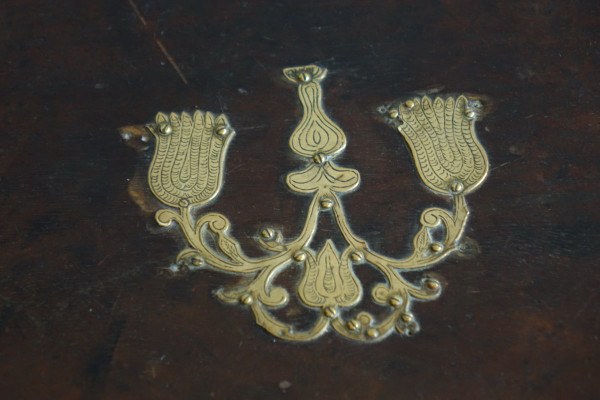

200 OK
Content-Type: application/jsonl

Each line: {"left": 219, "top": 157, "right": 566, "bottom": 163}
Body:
{"left": 283, "top": 65, "right": 327, "bottom": 85}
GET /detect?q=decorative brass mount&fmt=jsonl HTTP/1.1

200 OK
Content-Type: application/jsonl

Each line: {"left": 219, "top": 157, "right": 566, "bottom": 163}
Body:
{"left": 142, "top": 65, "right": 490, "bottom": 342}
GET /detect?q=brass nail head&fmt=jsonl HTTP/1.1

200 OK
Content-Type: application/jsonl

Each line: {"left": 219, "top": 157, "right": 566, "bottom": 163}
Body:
{"left": 293, "top": 250, "right": 307, "bottom": 262}
{"left": 389, "top": 294, "right": 403, "bottom": 307}
{"left": 388, "top": 109, "right": 399, "bottom": 118}
{"left": 191, "top": 256, "right": 203, "bottom": 266}
{"left": 465, "top": 109, "right": 475, "bottom": 119}
{"left": 298, "top": 71, "right": 312, "bottom": 82}
{"left": 179, "top": 199, "right": 190, "bottom": 207}
{"left": 430, "top": 243, "right": 443, "bottom": 253}
{"left": 401, "top": 312, "right": 414, "bottom": 323}
{"left": 158, "top": 122, "right": 172, "bottom": 135}
{"left": 350, "top": 251, "right": 363, "bottom": 262}
{"left": 240, "top": 294, "right": 254, "bottom": 305}
{"left": 215, "top": 126, "right": 229, "bottom": 136}
{"left": 323, "top": 306, "right": 337, "bottom": 318}
{"left": 425, "top": 279, "right": 441, "bottom": 291}
{"left": 260, "top": 228, "right": 275, "bottom": 239}
{"left": 347, "top": 319, "right": 360, "bottom": 331}
{"left": 320, "top": 197, "right": 334, "bottom": 209}
{"left": 450, "top": 181, "right": 464, "bottom": 193}
{"left": 366, "top": 328, "right": 379, "bottom": 339}
{"left": 405, "top": 100, "right": 415, "bottom": 110}
{"left": 313, "top": 153, "right": 327, "bottom": 164}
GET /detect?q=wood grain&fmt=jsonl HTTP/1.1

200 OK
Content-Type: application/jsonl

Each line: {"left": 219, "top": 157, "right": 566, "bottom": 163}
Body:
{"left": 0, "top": 0, "right": 599, "bottom": 398}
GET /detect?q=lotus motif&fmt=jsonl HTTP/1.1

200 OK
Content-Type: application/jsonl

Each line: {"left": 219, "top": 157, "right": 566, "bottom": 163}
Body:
{"left": 298, "top": 241, "right": 362, "bottom": 308}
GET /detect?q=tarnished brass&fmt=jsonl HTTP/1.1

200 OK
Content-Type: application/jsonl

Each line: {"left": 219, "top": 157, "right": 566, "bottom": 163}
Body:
{"left": 142, "top": 65, "right": 490, "bottom": 342}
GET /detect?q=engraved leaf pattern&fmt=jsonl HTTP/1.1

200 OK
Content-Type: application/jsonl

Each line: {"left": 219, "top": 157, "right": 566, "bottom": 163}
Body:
{"left": 148, "top": 111, "right": 234, "bottom": 208}
{"left": 298, "top": 241, "right": 362, "bottom": 308}
{"left": 216, "top": 233, "right": 244, "bottom": 264}
{"left": 398, "top": 96, "right": 489, "bottom": 195}
{"left": 286, "top": 162, "right": 360, "bottom": 194}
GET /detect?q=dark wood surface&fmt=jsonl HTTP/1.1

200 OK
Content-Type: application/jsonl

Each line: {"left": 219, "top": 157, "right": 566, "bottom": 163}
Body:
{"left": 1, "top": 0, "right": 599, "bottom": 398}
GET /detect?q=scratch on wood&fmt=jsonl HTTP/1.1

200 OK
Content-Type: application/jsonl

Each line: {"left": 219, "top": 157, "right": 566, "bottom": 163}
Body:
{"left": 127, "top": 0, "right": 147, "bottom": 26}
{"left": 155, "top": 39, "right": 190, "bottom": 85}
{"left": 491, "top": 159, "right": 517, "bottom": 171}
{"left": 127, "top": 0, "right": 189, "bottom": 85}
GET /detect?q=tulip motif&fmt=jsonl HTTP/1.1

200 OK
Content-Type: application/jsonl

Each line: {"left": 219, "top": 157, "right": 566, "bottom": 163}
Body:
{"left": 148, "top": 111, "right": 234, "bottom": 208}
{"left": 298, "top": 241, "right": 362, "bottom": 308}
{"left": 396, "top": 95, "right": 489, "bottom": 195}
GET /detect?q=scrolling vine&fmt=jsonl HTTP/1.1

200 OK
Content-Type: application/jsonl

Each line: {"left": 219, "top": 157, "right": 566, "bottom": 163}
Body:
{"left": 142, "top": 64, "right": 490, "bottom": 342}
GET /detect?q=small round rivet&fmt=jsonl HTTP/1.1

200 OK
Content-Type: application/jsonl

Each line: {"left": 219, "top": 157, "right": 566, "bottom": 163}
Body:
{"left": 430, "top": 243, "right": 443, "bottom": 253}
{"left": 240, "top": 294, "right": 253, "bottom": 305}
{"left": 347, "top": 319, "right": 360, "bottom": 331}
{"left": 215, "top": 125, "right": 229, "bottom": 136}
{"left": 401, "top": 312, "right": 414, "bottom": 323}
{"left": 320, "top": 197, "right": 334, "bottom": 209}
{"left": 323, "top": 306, "right": 337, "bottom": 318}
{"left": 293, "top": 250, "right": 307, "bottom": 262}
{"left": 404, "top": 100, "right": 415, "bottom": 110}
{"left": 366, "top": 328, "right": 379, "bottom": 339}
{"left": 298, "top": 72, "right": 312, "bottom": 82}
{"left": 389, "top": 294, "right": 403, "bottom": 307}
{"left": 465, "top": 109, "right": 475, "bottom": 119}
{"left": 191, "top": 256, "right": 203, "bottom": 266}
{"left": 158, "top": 122, "right": 172, "bottom": 135}
{"left": 425, "top": 278, "right": 441, "bottom": 291}
{"left": 388, "top": 109, "right": 399, "bottom": 118}
{"left": 350, "top": 251, "right": 363, "bottom": 262}
{"left": 179, "top": 199, "right": 190, "bottom": 207}
{"left": 313, "top": 153, "right": 327, "bottom": 164}
{"left": 260, "top": 228, "right": 275, "bottom": 240}
{"left": 450, "top": 181, "right": 464, "bottom": 193}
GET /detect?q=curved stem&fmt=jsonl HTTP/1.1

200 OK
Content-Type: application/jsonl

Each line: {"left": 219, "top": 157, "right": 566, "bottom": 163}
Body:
{"left": 330, "top": 306, "right": 406, "bottom": 341}
{"left": 157, "top": 208, "right": 245, "bottom": 271}
{"left": 250, "top": 303, "right": 330, "bottom": 341}
{"left": 162, "top": 193, "right": 322, "bottom": 274}
{"left": 331, "top": 191, "right": 469, "bottom": 271}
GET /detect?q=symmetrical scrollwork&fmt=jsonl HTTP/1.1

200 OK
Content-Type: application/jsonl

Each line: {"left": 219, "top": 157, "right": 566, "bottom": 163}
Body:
{"left": 143, "top": 65, "right": 490, "bottom": 342}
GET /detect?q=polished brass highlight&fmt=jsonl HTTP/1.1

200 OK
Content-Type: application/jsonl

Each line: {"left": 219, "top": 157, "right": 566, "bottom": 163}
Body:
{"left": 143, "top": 65, "right": 490, "bottom": 342}
{"left": 147, "top": 111, "right": 235, "bottom": 208}
{"left": 396, "top": 95, "right": 489, "bottom": 196}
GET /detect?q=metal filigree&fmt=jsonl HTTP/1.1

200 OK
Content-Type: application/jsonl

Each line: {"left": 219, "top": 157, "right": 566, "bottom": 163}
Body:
{"left": 140, "top": 65, "right": 490, "bottom": 342}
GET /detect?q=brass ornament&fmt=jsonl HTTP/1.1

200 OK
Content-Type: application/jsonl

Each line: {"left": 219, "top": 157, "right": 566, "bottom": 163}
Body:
{"left": 147, "top": 111, "right": 235, "bottom": 208}
{"left": 141, "top": 65, "right": 490, "bottom": 342}
{"left": 395, "top": 95, "right": 489, "bottom": 196}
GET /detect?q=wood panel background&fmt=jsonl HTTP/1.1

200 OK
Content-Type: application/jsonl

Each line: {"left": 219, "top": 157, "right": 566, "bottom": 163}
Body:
{"left": 1, "top": 0, "right": 599, "bottom": 398}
